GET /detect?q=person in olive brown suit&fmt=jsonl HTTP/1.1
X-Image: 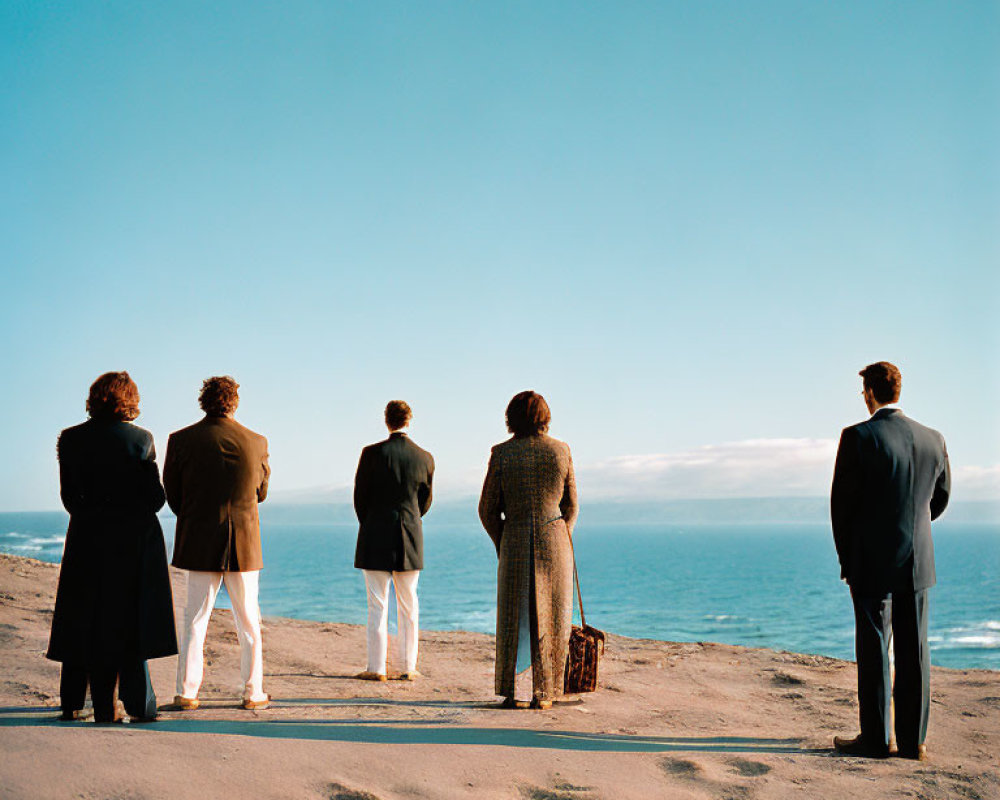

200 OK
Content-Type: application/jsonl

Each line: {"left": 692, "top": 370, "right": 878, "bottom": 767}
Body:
{"left": 164, "top": 376, "right": 271, "bottom": 710}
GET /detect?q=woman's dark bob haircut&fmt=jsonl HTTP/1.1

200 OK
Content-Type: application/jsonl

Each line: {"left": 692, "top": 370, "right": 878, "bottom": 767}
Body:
{"left": 199, "top": 376, "right": 240, "bottom": 417}
{"left": 506, "top": 390, "right": 551, "bottom": 437}
{"left": 87, "top": 371, "right": 140, "bottom": 421}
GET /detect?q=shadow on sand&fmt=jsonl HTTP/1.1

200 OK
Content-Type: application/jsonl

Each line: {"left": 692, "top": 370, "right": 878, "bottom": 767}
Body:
{"left": 0, "top": 704, "right": 821, "bottom": 754}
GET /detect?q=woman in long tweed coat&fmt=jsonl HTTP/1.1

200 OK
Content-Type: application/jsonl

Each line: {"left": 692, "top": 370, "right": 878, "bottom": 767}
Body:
{"left": 478, "top": 391, "right": 579, "bottom": 709}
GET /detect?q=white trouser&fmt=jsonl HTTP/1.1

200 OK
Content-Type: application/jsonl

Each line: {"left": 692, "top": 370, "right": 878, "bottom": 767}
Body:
{"left": 362, "top": 570, "right": 420, "bottom": 674}
{"left": 176, "top": 570, "right": 267, "bottom": 702}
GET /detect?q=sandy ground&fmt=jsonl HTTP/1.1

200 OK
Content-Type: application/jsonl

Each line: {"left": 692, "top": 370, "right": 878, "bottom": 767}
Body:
{"left": 1, "top": 552, "right": 997, "bottom": 800}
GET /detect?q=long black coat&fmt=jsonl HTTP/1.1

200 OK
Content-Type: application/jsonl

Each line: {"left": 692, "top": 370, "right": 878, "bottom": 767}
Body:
{"left": 354, "top": 432, "right": 434, "bottom": 571}
{"left": 46, "top": 420, "right": 178, "bottom": 666}
{"left": 831, "top": 408, "right": 950, "bottom": 594}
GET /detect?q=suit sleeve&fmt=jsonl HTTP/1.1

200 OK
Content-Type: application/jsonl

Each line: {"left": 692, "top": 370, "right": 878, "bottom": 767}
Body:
{"left": 162, "top": 434, "right": 183, "bottom": 515}
{"left": 353, "top": 448, "right": 372, "bottom": 524}
{"left": 418, "top": 453, "right": 434, "bottom": 517}
{"left": 478, "top": 448, "right": 504, "bottom": 554}
{"left": 560, "top": 446, "right": 579, "bottom": 537}
{"left": 931, "top": 438, "right": 951, "bottom": 521}
{"left": 831, "top": 426, "right": 861, "bottom": 581}
{"left": 56, "top": 432, "right": 82, "bottom": 515}
{"left": 140, "top": 434, "right": 167, "bottom": 513}
{"left": 257, "top": 436, "right": 270, "bottom": 503}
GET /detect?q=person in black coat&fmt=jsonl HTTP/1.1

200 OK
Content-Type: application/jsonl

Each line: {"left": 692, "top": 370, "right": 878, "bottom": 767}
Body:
{"left": 46, "top": 372, "right": 177, "bottom": 722}
{"left": 353, "top": 400, "right": 434, "bottom": 681}
{"left": 831, "top": 361, "right": 950, "bottom": 760}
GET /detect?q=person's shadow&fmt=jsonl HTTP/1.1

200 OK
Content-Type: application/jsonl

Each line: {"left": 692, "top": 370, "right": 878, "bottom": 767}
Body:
{"left": 0, "top": 703, "right": 822, "bottom": 754}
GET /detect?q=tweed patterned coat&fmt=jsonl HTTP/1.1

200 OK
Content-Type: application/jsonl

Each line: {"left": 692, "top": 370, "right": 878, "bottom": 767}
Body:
{"left": 479, "top": 434, "right": 579, "bottom": 700}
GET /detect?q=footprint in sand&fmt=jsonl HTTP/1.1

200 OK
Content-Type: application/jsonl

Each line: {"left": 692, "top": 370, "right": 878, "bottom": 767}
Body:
{"left": 660, "top": 757, "right": 702, "bottom": 778}
{"left": 728, "top": 758, "right": 772, "bottom": 777}
{"left": 327, "top": 783, "right": 380, "bottom": 800}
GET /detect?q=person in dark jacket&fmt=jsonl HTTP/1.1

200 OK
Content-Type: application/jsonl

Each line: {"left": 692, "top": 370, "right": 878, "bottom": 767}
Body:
{"left": 353, "top": 400, "right": 434, "bottom": 681}
{"left": 47, "top": 371, "right": 177, "bottom": 723}
{"left": 164, "top": 376, "right": 271, "bottom": 710}
{"left": 831, "top": 361, "right": 950, "bottom": 760}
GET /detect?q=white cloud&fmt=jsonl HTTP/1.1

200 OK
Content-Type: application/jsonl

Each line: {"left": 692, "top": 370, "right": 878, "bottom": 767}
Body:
{"left": 578, "top": 438, "right": 839, "bottom": 500}
{"left": 954, "top": 465, "right": 1000, "bottom": 501}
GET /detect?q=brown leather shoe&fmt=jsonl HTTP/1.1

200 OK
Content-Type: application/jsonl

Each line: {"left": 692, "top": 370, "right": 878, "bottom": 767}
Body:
{"left": 896, "top": 744, "right": 928, "bottom": 761}
{"left": 834, "top": 734, "right": 890, "bottom": 759}
{"left": 499, "top": 697, "right": 529, "bottom": 709}
{"left": 355, "top": 671, "right": 388, "bottom": 682}
{"left": 172, "top": 695, "right": 200, "bottom": 711}
{"left": 530, "top": 697, "right": 553, "bottom": 710}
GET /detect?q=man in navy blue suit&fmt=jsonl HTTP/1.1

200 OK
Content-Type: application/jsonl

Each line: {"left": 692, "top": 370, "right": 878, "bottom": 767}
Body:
{"left": 831, "top": 361, "right": 950, "bottom": 760}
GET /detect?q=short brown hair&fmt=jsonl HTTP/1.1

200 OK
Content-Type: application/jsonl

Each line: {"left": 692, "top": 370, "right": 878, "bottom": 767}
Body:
{"left": 385, "top": 400, "right": 412, "bottom": 431}
{"left": 506, "top": 390, "right": 551, "bottom": 437}
{"left": 199, "top": 376, "right": 240, "bottom": 417}
{"left": 87, "top": 371, "right": 141, "bottom": 421}
{"left": 859, "top": 361, "right": 902, "bottom": 404}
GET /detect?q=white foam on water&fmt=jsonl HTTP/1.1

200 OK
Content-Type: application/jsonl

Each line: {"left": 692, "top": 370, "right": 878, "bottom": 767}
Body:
{"left": 931, "top": 621, "right": 1000, "bottom": 650}
{"left": 28, "top": 536, "right": 65, "bottom": 545}
{"left": 1, "top": 532, "right": 27, "bottom": 538}
{"left": 8, "top": 544, "right": 42, "bottom": 552}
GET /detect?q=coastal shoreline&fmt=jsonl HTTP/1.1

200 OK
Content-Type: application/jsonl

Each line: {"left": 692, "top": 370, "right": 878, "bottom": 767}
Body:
{"left": 1, "top": 553, "right": 998, "bottom": 799}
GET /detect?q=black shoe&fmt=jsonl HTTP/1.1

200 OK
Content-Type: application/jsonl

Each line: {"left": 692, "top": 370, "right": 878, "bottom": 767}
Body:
{"left": 896, "top": 744, "right": 928, "bottom": 761}
{"left": 834, "top": 734, "right": 890, "bottom": 759}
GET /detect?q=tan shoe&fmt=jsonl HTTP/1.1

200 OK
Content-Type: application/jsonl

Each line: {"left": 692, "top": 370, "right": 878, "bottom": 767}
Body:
{"left": 172, "top": 695, "right": 200, "bottom": 711}
{"left": 355, "top": 671, "right": 388, "bottom": 682}
{"left": 58, "top": 708, "right": 93, "bottom": 721}
{"left": 398, "top": 671, "right": 421, "bottom": 681}
{"left": 530, "top": 697, "right": 553, "bottom": 710}
{"left": 499, "top": 697, "right": 530, "bottom": 709}
{"left": 243, "top": 694, "right": 271, "bottom": 710}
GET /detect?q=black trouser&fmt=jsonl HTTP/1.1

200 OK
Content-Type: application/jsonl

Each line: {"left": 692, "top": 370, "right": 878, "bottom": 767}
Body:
{"left": 851, "top": 587, "right": 930, "bottom": 750}
{"left": 60, "top": 661, "right": 157, "bottom": 721}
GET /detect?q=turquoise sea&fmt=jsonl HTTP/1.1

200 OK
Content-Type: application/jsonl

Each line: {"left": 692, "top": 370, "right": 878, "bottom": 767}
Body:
{"left": 1, "top": 512, "right": 997, "bottom": 670}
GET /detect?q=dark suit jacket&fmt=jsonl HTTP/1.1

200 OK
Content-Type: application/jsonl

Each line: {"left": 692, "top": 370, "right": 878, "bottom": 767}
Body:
{"left": 354, "top": 432, "right": 434, "bottom": 571}
{"left": 164, "top": 415, "right": 270, "bottom": 572}
{"left": 47, "top": 419, "right": 178, "bottom": 666}
{"left": 831, "top": 408, "right": 950, "bottom": 594}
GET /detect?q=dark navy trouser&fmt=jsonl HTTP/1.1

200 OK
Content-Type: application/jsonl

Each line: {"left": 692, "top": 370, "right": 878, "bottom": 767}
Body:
{"left": 851, "top": 587, "right": 930, "bottom": 750}
{"left": 60, "top": 660, "right": 157, "bottom": 721}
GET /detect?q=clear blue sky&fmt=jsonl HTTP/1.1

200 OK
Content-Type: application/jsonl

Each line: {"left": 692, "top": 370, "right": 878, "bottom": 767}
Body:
{"left": 1, "top": 2, "right": 997, "bottom": 510}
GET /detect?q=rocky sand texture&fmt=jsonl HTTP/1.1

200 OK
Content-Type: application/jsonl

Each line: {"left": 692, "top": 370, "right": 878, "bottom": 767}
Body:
{"left": 1, "top": 553, "right": 998, "bottom": 799}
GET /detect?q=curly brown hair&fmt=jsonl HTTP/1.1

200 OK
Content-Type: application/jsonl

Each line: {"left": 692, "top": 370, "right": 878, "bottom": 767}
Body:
{"left": 87, "top": 371, "right": 140, "bottom": 421}
{"left": 506, "top": 390, "right": 551, "bottom": 437}
{"left": 859, "top": 362, "right": 902, "bottom": 405}
{"left": 385, "top": 400, "right": 412, "bottom": 431}
{"left": 199, "top": 376, "right": 240, "bottom": 417}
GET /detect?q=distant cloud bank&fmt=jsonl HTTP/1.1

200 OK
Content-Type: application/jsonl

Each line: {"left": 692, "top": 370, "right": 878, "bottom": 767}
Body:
{"left": 269, "top": 438, "right": 999, "bottom": 505}
{"left": 577, "top": 438, "right": 999, "bottom": 502}
{"left": 577, "top": 438, "right": 839, "bottom": 500}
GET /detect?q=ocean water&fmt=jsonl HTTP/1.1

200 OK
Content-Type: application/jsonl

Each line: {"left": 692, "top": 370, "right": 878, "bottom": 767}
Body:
{"left": 1, "top": 512, "right": 997, "bottom": 670}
